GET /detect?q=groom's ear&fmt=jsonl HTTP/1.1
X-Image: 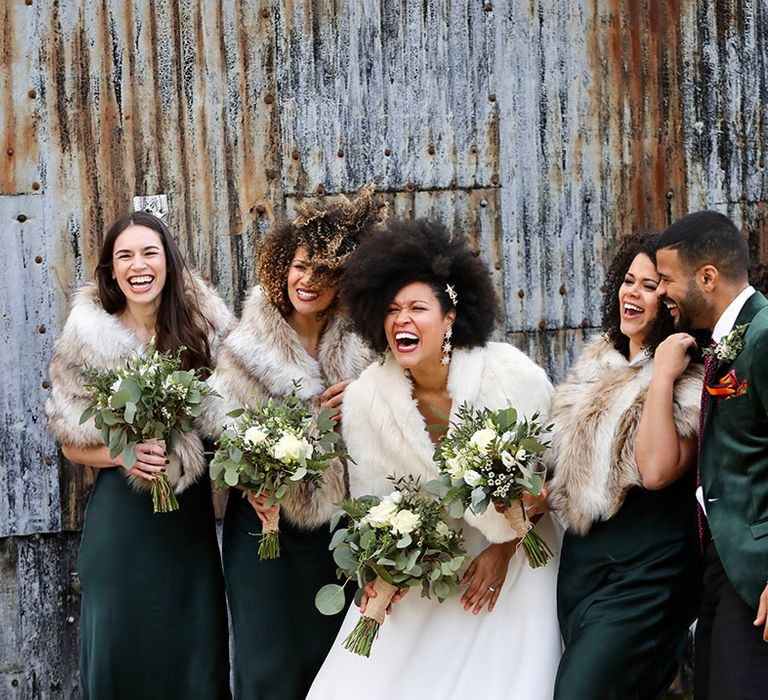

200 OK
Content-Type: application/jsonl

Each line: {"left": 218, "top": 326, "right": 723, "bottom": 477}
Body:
{"left": 697, "top": 264, "right": 720, "bottom": 293}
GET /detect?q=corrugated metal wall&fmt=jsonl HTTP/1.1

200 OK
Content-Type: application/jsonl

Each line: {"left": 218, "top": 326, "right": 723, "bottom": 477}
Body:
{"left": 1, "top": 1, "right": 766, "bottom": 695}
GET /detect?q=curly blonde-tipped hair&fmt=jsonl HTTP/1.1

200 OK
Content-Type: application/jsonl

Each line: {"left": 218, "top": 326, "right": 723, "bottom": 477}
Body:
{"left": 257, "top": 183, "right": 386, "bottom": 315}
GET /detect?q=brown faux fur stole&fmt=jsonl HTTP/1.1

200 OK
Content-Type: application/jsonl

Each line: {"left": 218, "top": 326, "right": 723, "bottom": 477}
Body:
{"left": 548, "top": 335, "right": 703, "bottom": 535}
{"left": 45, "top": 273, "right": 234, "bottom": 494}
{"left": 201, "top": 286, "right": 376, "bottom": 529}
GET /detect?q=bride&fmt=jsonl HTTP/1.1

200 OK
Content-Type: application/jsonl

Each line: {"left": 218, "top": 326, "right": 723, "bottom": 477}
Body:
{"left": 307, "top": 218, "right": 561, "bottom": 699}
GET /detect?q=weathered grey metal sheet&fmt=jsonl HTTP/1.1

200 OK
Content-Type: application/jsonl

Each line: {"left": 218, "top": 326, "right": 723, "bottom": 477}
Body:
{"left": 0, "top": 534, "right": 81, "bottom": 699}
{"left": 0, "top": 196, "right": 61, "bottom": 538}
{"left": 274, "top": 0, "right": 500, "bottom": 195}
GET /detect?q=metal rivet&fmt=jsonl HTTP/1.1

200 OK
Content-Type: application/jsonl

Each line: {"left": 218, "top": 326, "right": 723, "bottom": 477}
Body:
{"left": 260, "top": 8, "right": 269, "bottom": 18}
{"left": 384, "top": 148, "right": 391, "bottom": 157}
{"left": 490, "top": 174, "right": 499, "bottom": 185}
{"left": 538, "top": 320, "right": 546, "bottom": 330}
{"left": 66, "top": 616, "right": 75, "bottom": 624}
{"left": 666, "top": 189, "right": 674, "bottom": 199}
{"left": 7, "top": 148, "right": 13, "bottom": 156}
{"left": 427, "top": 144, "right": 435, "bottom": 155}
{"left": 517, "top": 289, "right": 525, "bottom": 299}
{"left": 337, "top": 148, "right": 344, "bottom": 158}
{"left": 42, "top": 380, "right": 50, "bottom": 389}
{"left": 479, "top": 198, "right": 488, "bottom": 208}
{"left": 35, "top": 255, "right": 42, "bottom": 263}
{"left": 470, "top": 145, "right": 478, "bottom": 154}
{"left": 38, "top": 324, "right": 46, "bottom": 334}
{"left": 264, "top": 94, "right": 274, "bottom": 105}
{"left": 45, "top": 457, "right": 53, "bottom": 466}
{"left": 291, "top": 149, "right": 300, "bottom": 161}
{"left": 405, "top": 181, "right": 415, "bottom": 192}
{"left": 24, "top": 0, "right": 32, "bottom": 5}
{"left": 484, "top": 3, "right": 493, "bottom": 11}
{"left": 449, "top": 178, "right": 458, "bottom": 189}
{"left": 559, "top": 285, "right": 566, "bottom": 295}
{"left": 488, "top": 93, "right": 497, "bottom": 102}
{"left": 581, "top": 318, "right": 590, "bottom": 328}
{"left": 11, "top": 680, "right": 19, "bottom": 688}
{"left": 17, "top": 214, "right": 27, "bottom": 223}
{"left": 28, "top": 89, "right": 37, "bottom": 99}
{"left": 494, "top": 262, "right": 502, "bottom": 270}
{"left": 265, "top": 168, "right": 276, "bottom": 180}
{"left": 760, "top": 159, "right": 765, "bottom": 170}
{"left": 584, "top": 193, "right": 592, "bottom": 203}
{"left": 316, "top": 184, "right": 325, "bottom": 195}
{"left": 741, "top": 191, "right": 748, "bottom": 201}
{"left": 255, "top": 204, "right": 266, "bottom": 216}
{"left": 32, "top": 181, "right": 40, "bottom": 190}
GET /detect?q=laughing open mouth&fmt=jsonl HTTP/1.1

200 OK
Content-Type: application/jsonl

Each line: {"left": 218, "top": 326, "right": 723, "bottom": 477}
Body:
{"left": 622, "top": 302, "right": 643, "bottom": 318}
{"left": 128, "top": 275, "right": 154, "bottom": 291}
{"left": 296, "top": 288, "right": 319, "bottom": 302}
{"left": 394, "top": 331, "right": 420, "bottom": 352}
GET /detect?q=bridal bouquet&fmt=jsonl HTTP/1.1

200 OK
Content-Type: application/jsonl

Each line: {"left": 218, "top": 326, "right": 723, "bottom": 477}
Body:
{"left": 210, "top": 392, "right": 342, "bottom": 559}
{"left": 79, "top": 341, "right": 216, "bottom": 513}
{"left": 315, "top": 476, "right": 466, "bottom": 657}
{"left": 429, "top": 403, "right": 554, "bottom": 568}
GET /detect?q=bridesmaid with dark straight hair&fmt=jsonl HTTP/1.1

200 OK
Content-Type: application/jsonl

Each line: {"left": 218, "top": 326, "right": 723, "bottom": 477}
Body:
{"left": 46, "top": 211, "right": 233, "bottom": 699}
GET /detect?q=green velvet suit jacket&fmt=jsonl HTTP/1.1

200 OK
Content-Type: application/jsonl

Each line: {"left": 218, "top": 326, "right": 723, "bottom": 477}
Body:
{"left": 702, "top": 291, "right": 768, "bottom": 608}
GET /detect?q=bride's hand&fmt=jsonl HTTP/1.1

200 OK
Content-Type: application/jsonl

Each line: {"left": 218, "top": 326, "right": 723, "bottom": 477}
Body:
{"left": 359, "top": 581, "right": 409, "bottom": 616}
{"left": 460, "top": 541, "right": 516, "bottom": 614}
{"left": 121, "top": 441, "right": 168, "bottom": 481}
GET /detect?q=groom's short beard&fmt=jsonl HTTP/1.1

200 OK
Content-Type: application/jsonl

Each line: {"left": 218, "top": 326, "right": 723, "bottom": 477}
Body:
{"left": 673, "top": 278, "right": 710, "bottom": 332}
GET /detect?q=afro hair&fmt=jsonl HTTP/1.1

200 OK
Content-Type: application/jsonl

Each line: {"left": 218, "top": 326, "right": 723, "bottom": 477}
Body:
{"left": 341, "top": 218, "right": 499, "bottom": 353}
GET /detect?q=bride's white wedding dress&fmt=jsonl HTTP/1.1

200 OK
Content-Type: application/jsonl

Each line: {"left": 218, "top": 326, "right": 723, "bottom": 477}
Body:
{"left": 307, "top": 345, "right": 563, "bottom": 700}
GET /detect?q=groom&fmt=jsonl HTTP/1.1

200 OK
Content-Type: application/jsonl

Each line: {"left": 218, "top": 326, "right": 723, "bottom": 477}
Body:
{"left": 656, "top": 210, "right": 768, "bottom": 699}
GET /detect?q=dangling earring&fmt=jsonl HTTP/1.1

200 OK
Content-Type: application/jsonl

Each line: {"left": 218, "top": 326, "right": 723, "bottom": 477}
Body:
{"left": 441, "top": 326, "right": 453, "bottom": 366}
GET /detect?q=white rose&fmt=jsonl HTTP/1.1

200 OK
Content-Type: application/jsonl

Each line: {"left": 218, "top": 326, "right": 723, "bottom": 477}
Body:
{"left": 111, "top": 379, "right": 122, "bottom": 393}
{"left": 272, "top": 433, "right": 312, "bottom": 463}
{"left": 446, "top": 455, "right": 466, "bottom": 479}
{"left": 390, "top": 490, "right": 404, "bottom": 504}
{"left": 243, "top": 426, "right": 268, "bottom": 446}
{"left": 463, "top": 469, "right": 483, "bottom": 487}
{"left": 501, "top": 450, "right": 515, "bottom": 468}
{"left": 469, "top": 428, "right": 496, "bottom": 452}
{"left": 390, "top": 509, "right": 421, "bottom": 535}
{"left": 364, "top": 500, "right": 399, "bottom": 528}
{"left": 435, "top": 520, "right": 451, "bottom": 538}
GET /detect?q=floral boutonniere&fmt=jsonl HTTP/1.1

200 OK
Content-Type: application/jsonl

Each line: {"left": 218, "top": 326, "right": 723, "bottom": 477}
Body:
{"left": 703, "top": 323, "right": 749, "bottom": 364}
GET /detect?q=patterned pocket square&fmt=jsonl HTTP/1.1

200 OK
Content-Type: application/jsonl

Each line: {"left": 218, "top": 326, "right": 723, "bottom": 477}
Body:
{"left": 706, "top": 369, "right": 748, "bottom": 401}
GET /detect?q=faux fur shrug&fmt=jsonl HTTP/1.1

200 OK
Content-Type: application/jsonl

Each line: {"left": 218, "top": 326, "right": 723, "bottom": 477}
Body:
{"left": 548, "top": 335, "right": 703, "bottom": 535}
{"left": 342, "top": 341, "right": 555, "bottom": 544}
{"left": 200, "top": 286, "right": 375, "bottom": 530}
{"left": 45, "top": 274, "right": 235, "bottom": 493}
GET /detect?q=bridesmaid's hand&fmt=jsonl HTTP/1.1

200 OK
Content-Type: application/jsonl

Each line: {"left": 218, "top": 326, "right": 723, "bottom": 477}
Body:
{"left": 753, "top": 581, "right": 768, "bottom": 642}
{"left": 320, "top": 379, "right": 352, "bottom": 422}
{"left": 246, "top": 490, "right": 277, "bottom": 529}
{"left": 360, "top": 581, "right": 408, "bottom": 616}
{"left": 121, "top": 441, "right": 168, "bottom": 482}
{"left": 460, "top": 541, "right": 516, "bottom": 614}
{"left": 494, "top": 487, "right": 551, "bottom": 518}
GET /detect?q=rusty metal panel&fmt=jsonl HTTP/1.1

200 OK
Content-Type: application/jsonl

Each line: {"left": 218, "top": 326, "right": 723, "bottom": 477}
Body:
{"left": 507, "top": 328, "right": 598, "bottom": 386}
{"left": 1, "top": 196, "right": 61, "bottom": 537}
{"left": 0, "top": 1, "right": 42, "bottom": 195}
{"left": 274, "top": 0, "right": 499, "bottom": 195}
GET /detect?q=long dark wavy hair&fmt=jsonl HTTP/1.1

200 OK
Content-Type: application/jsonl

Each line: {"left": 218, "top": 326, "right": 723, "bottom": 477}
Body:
{"left": 95, "top": 211, "right": 212, "bottom": 371}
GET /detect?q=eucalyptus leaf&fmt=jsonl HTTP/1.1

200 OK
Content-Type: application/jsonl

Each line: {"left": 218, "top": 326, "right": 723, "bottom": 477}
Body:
{"left": 224, "top": 467, "right": 240, "bottom": 487}
{"left": 79, "top": 406, "right": 96, "bottom": 425}
{"left": 328, "top": 527, "right": 348, "bottom": 550}
{"left": 449, "top": 500, "right": 466, "bottom": 519}
{"left": 123, "top": 441, "right": 137, "bottom": 469}
{"left": 124, "top": 401, "right": 137, "bottom": 425}
{"left": 396, "top": 535, "right": 412, "bottom": 549}
{"left": 332, "top": 545, "right": 357, "bottom": 573}
{"left": 424, "top": 479, "right": 449, "bottom": 497}
{"left": 290, "top": 466, "right": 307, "bottom": 482}
{"left": 315, "top": 584, "right": 347, "bottom": 616}
{"left": 110, "top": 389, "right": 131, "bottom": 410}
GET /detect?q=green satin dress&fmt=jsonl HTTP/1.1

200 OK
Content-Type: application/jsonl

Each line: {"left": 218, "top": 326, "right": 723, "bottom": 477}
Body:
{"left": 555, "top": 471, "right": 702, "bottom": 700}
{"left": 77, "top": 468, "right": 230, "bottom": 699}
{"left": 223, "top": 492, "right": 350, "bottom": 700}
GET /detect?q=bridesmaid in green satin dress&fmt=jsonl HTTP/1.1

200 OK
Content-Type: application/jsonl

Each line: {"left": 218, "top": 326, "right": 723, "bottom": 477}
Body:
{"left": 46, "top": 211, "right": 233, "bottom": 699}
{"left": 548, "top": 232, "right": 704, "bottom": 699}
{"left": 201, "top": 187, "right": 378, "bottom": 700}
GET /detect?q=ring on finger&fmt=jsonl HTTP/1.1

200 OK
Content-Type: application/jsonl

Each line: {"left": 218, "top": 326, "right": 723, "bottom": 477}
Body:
{"left": 487, "top": 586, "right": 496, "bottom": 593}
